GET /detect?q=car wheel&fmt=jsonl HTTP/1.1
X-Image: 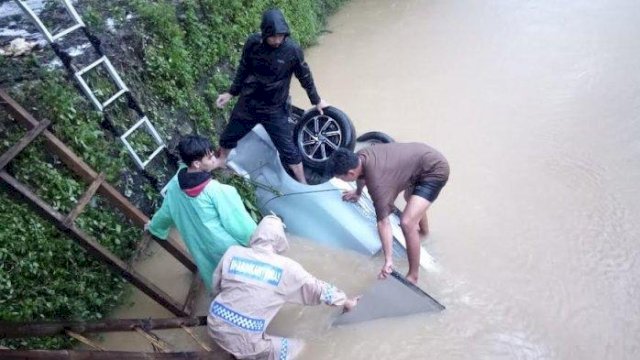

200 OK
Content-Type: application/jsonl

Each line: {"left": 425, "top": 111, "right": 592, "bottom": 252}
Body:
{"left": 356, "top": 131, "right": 395, "bottom": 145}
{"left": 294, "top": 106, "right": 356, "bottom": 170}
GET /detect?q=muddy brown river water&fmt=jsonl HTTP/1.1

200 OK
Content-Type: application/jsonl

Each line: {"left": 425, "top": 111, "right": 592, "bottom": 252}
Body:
{"left": 289, "top": 0, "right": 640, "bottom": 359}
{"left": 99, "top": 0, "right": 640, "bottom": 359}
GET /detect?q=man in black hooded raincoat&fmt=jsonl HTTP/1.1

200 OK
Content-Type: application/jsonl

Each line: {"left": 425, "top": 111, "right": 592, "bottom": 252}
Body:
{"left": 215, "top": 9, "right": 329, "bottom": 184}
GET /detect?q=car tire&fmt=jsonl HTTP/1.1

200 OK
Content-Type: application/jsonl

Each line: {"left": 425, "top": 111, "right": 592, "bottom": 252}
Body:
{"left": 294, "top": 106, "right": 356, "bottom": 170}
{"left": 356, "top": 131, "right": 395, "bottom": 144}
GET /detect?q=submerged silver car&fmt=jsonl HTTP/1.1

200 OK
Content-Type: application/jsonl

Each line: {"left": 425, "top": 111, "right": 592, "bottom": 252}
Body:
{"left": 227, "top": 109, "right": 438, "bottom": 272}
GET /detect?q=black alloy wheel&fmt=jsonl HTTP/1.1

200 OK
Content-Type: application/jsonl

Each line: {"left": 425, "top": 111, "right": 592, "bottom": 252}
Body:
{"left": 294, "top": 106, "right": 356, "bottom": 170}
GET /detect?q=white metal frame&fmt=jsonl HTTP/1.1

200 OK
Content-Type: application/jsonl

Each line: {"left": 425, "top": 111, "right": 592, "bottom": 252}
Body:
{"left": 14, "top": 0, "right": 85, "bottom": 43}
{"left": 74, "top": 56, "right": 129, "bottom": 111}
{"left": 120, "top": 117, "right": 166, "bottom": 169}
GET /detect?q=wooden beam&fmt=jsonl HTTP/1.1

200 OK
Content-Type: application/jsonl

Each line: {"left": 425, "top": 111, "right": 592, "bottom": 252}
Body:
{"left": 65, "top": 330, "right": 106, "bottom": 351}
{"left": 181, "top": 325, "right": 212, "bottom": 352}
{"left": 0, "top": 171, "right": 187, "bottom": 317}
{"left": 0, "top": 350, "right": 225, "bottom": 359}
{"left": 0, "top": 317, "right": 207, "bottom": 338}
{"left": 0, "top": 89, "right": 196, "bottom": 273}
{"left": 182, "top": 273, "right": 203, "bottom": 315}
{"left": 0, "top": 118, "right": 50, "bottom": 170}
{"left": 130, "top": 231, "right": 153, "bottom": 265}
{"left": 133, "top": 327, "right": 171, "bottom": 352}
{"left": 154, "top": 234, "right": 197, "bottom": 273}
{"left": 63, "top": 173, "right": 105, "bottom": 226}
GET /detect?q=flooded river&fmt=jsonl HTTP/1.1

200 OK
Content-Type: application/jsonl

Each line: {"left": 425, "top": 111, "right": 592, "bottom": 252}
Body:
{"left": 289, "top": 0, "right": 640, "bottom": 359}
{"left": 90, "top": 0, "right": 639, "bottom": 358}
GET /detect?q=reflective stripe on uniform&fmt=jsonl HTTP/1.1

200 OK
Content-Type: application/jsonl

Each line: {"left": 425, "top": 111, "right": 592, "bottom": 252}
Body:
{"left": 210, "top": 301, "right": 265, "bottom": 332}
{"left": 320, "top": 283, "right": 337, "bottom": 305}
{"left": 279, "top": 338, "right": 288, "bottom": 360}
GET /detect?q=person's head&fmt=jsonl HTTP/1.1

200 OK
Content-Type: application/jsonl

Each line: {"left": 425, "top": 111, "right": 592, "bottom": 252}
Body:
{"left": 265, "top": 34, "right": 285, "bottom": 48}
{"left": 261, "top": 9, "right": 289, "bottom": 47}
{"left": 250, "top": 215, "right": 289, "bottom": 254}
{"left": 325, "top": 148, "right": 361, "bottom": 182}
{"left": 177, "top": 135, "right": 218, "bottom": 172}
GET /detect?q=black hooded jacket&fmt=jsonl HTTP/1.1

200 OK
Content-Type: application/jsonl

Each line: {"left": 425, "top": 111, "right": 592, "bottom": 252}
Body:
{"left": 228, "top": 9, "right": 321, "bottom": 110}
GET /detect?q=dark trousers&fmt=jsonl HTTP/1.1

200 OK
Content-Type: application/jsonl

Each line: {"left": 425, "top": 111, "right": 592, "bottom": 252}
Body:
{"left": 219, "top": 97, "right": 302, "bottom": 165}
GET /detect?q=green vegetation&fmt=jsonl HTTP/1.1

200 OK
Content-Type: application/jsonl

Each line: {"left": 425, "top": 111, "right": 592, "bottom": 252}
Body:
{"left": 0, "top": 0, "right": 348, "bottom": 350}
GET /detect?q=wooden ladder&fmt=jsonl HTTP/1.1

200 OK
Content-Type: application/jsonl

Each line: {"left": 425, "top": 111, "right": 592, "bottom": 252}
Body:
{"left": 0, "top": 89, "right": 201, "bottom": 317}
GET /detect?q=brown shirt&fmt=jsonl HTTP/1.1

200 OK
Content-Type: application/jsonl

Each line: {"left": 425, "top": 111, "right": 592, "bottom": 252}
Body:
{"left": 358, "top": 142, "right": 449, "bottom": 220}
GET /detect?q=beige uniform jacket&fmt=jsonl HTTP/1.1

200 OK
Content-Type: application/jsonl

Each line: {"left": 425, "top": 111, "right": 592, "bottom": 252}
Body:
{"left": 207, "top": 216, "right": 348, "bottom": 359}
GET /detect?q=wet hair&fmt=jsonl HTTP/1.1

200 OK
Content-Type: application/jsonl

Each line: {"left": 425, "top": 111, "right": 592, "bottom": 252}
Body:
{"left": 325, "top": 148, "right": 359, "bottom": 176}
{"left": 177, "top": 135, "right": 213, "bottom": 166}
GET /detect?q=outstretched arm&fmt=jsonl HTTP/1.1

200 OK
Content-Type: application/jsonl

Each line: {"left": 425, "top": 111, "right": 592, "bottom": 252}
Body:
{"left": 228, "top": 38, "right": 253, "bottom": 97}
{"left": 342, "top": 178, "right": 366, "bottom": 202}
{"left": 286, "top": 263, "right": 358, "bottom": 311}
{"left": 148, "top": 201, "right": 174, "bottom": 240}
{"left": 216, "top": 39, "right": 255, "bottom": 109}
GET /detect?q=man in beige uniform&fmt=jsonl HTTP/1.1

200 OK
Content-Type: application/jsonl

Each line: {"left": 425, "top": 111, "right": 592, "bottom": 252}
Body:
{"left": 326, "top": 143, "right": 450, "bottom": 284}
{"left": 207, "top": 215, "right": 359, "bottom": 359}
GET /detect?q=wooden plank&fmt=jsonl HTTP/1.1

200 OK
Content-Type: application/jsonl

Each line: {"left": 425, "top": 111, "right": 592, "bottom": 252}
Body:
{"left": 130, "top": 231, "right": 153, "bottom": 265}
{"left": 0, "top": 317, "right": 207, "bottom": 338}
{"left": 181, "top": 326, "right": 212, "bottom": 352}
{"left": 154, "top": 234, "right": 197, "bottom": 273}
{"left": 0, "top": 118, "right": 50, "bottom": 170}
{"left": 182, "top": 273, "right": 203, "bottom": 316}
{"left": 0, "top": 171, "right": 187, "bottom": 316}
{"left": 133, "top": 327, "right": 171, "bottom": 352}
{"left": 0, "top": 89, "right": 196, "bottom": 272}
{"left": 65, "top": 330, "right": 106, "bottom": 351}
{"left": 63, "top": 173, "right": 105, "bottom": 226}
{"left": 0, "top": 350, "right": 226, "bottom": 359}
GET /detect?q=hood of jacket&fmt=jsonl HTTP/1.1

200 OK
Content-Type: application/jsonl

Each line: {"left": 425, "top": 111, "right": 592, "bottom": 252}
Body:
{"left": 177, "top": 167, "right": 211, "bottom": 197}
{"left": 260, "top": 9, "right": 290, "bottom": 39}
{"left": 249, "top": 215, "right": 289, "bottom": 253}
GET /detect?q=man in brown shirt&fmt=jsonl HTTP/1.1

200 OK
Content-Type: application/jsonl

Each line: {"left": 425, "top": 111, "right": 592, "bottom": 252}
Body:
{"left": 326, "top": 143, "right": 449, "bottom": 284}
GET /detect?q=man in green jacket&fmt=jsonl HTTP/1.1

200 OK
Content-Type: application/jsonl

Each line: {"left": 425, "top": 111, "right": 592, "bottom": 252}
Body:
{"left": 148, "top": 135, "right": 257, "bottom": 290}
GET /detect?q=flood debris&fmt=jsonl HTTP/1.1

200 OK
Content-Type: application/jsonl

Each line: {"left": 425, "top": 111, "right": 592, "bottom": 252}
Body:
{"left": 333, "top": 271, "right": 445, "bottom": 326}
{"left": 0, "top": 37, "right": 40, "bottom": 56}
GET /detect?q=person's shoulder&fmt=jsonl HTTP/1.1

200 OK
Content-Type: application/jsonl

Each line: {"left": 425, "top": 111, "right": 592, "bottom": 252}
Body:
{"left": 405, "top": 142, "right": 436, "bottom": 153}
{"left": 357, "top": 146, "right": 376, "bottom": 158}
{"left": 248, "top": 32, "right": 261, "bottom": 41}
{"left": 225, "top": 244, "right": 247, "bottom": 256}
{"left": 202, "top": 179, "right": 225, "bottom": 191}
{"left": 208, "top": 180, "right": 243, "bottom": 197}
{"left": 195, "top": 178, "right": 219, "bottom": 196}
{"left": 282, "top": 37, "right": 303, "bottom": 54}
{"left": 243, "top": 33, "right": 262, "bottom": 49}
{"left": 284, "top": 36, "right": 301, "bottom": 48}
{"left": 273, "top": 253, "right": 302, "bottom": 271}
{"left": 162, "top": 173, "right": 181, "bottom": 193}
{"left": 374, "top": 142, "right": 404, "bottom": 154}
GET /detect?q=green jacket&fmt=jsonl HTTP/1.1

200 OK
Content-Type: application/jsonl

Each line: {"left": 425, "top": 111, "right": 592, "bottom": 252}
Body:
{"left": 149, "top": 169, "right": 257, "bottom": 289}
